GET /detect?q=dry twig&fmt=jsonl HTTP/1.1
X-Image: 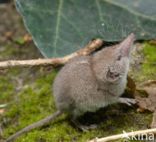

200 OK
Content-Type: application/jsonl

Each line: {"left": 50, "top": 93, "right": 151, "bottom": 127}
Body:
{"left": 89, "top": 128, "right": 156, "bottom": 142}
{"left": 0, "top": 39, "right": 103, "bottom": 69}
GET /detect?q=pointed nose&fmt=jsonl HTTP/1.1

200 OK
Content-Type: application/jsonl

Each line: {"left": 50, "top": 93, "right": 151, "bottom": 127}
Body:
{"left": 119, "top": 33, "right": 135, "bottom": 57}
{"left": 125, "top": 33, "right": 135, "bottom": 44}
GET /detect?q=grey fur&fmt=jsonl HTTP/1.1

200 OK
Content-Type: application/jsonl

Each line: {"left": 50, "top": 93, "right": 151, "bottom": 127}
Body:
{"left": 6, "top": 33, "right": 136, "bottom": 141}
{"left": 53, "top": 33, "right": 135, "bottom": 118}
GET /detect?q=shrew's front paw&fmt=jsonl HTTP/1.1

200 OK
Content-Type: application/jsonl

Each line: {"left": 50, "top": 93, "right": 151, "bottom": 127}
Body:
{"left": 119, "top": 97, "right": 136, "bottom": 106}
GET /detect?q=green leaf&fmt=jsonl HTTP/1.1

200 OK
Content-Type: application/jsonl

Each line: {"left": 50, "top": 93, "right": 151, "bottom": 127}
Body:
{"left": 15, "top": 0, "right": 156, "bottom": 57}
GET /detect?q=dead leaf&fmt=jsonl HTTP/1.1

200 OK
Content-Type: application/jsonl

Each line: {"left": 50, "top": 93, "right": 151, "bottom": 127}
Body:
{"left": 135, "top": 80, "right": 156, "bottom": 128}
{"left": 4, "top": 31, "right": 13, "bottom": 40}
{"left": 127, "top": 76, "right": 136, "bottom": 95}
{"left": 124, "top": 76, "right": 136, "bottom": 98}
{"left": 149, "top": 40, "right": 156, "bottom": 45}
{"left": 23, "top": 34, "right": 32, "bottom": 42}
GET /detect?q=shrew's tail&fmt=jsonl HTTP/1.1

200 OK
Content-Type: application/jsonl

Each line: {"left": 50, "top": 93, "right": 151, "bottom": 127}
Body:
{"left": 6, "top": 110, "right": 62, "bottom": 142}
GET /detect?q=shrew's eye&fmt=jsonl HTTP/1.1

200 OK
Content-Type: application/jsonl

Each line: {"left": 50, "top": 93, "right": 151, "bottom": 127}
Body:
{"left": 117, "top": 55, "right": 122, "bottom": 61}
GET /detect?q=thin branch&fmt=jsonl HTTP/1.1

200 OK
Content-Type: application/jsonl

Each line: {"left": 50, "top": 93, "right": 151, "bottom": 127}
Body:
{"left": 0, "top": 104, "right": 7, "bottom": 108}
{"left": 89, "top": 128, "right": 156, "bottom": 142}
{"left": 0, "top": 39, "right": 103, "bottom": 69}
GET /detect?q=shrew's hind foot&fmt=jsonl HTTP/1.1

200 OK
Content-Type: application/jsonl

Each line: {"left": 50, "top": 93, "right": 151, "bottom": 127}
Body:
{"left": 71, "top": 119, "right": 98, "bottom": 132}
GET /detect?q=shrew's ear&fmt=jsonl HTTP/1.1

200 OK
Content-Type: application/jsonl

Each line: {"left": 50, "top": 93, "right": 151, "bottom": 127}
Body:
{"left": 106, "top": 68, "right": 120, "bottom": 82}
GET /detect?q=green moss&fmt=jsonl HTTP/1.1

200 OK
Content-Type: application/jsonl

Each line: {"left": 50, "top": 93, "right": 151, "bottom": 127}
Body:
{"left": 1, "top": 42, "right": 155, "bottom": 142}
{"left": 142, "top": 43, "right": 156, "bottom": 78}
{"left": 135, "top": 43, "right": 156, "bottom": 82}
{"left": 0, "top": 76, "right": 14, "bottom": 103}
{"left": 0, "top": 68, "right": 25, "bottom": 104}
{"left": 3, "top": 94, "right": 152, "bottom": 142}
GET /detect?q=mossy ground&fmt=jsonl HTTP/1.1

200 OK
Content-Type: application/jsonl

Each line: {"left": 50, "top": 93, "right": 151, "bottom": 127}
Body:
{"left": 140, "top": 43, "right": 156, "bottom": 81}
{"left": 0, "top": 42, "right": 155, "bottom": 142}
{"left": 131, "top": 43, "right": 156, "bottom": 82}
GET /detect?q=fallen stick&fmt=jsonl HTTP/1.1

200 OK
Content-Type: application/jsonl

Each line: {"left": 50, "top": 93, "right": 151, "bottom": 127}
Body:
{"left": 0, "top": 104, "right": 7, "bottom": 108}
{"left": 0, "top": 39, "right": 103, "bottom": 69}
{"left": 89, "top": 128, "right": 156, "bottom": 142}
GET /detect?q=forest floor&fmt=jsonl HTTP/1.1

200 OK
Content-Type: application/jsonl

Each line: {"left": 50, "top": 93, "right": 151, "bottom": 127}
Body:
{"left": 0, "top": 1, "right": 156, "bottom": 142}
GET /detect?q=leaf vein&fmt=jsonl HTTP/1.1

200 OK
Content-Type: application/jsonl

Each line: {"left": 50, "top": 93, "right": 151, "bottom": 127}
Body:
{"left": 95, "top": 0, "right": 104, "bottom": 22}
{"left": 53, "top": 0, "right": 64, "bottom": 56}
{"left": 62, "top": 14, "right": 83, "bottom": 39}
